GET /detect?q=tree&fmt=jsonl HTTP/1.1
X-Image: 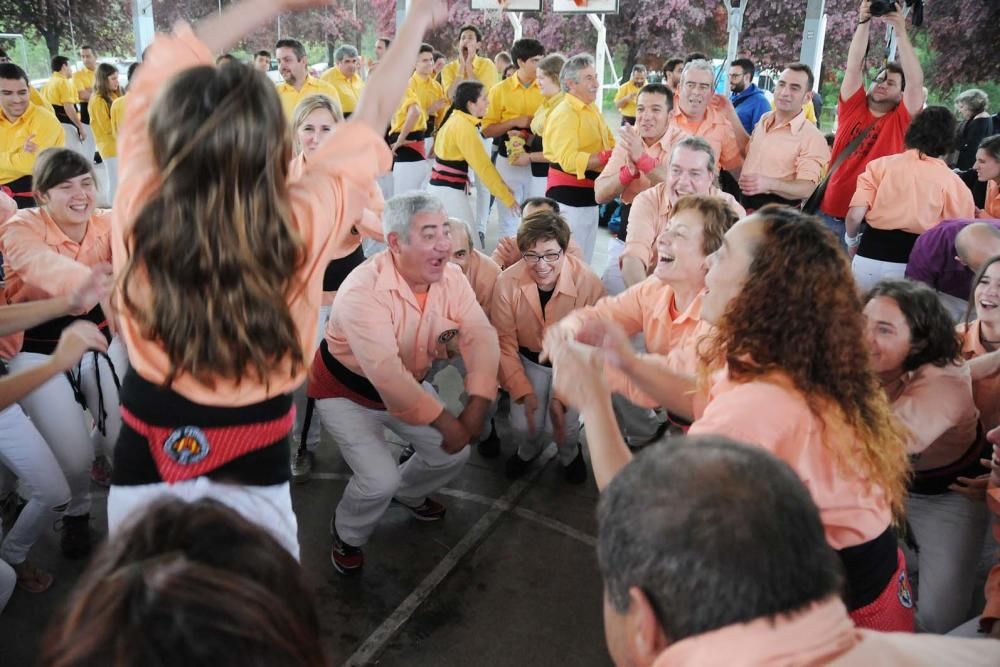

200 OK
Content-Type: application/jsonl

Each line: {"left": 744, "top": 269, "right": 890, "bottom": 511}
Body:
{"left": 739, "top": 0, "right": 858, "bottom": 75}
{"left": 0, "top": 0, "right": 133, "bottom": 58}
{"left": 922, "top": 0, "right": 1000, "bottom": 88}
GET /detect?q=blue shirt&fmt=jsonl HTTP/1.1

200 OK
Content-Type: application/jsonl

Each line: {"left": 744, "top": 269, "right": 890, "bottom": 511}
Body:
{"left": 730, "top": 84, "right": 771, "bottom": 134}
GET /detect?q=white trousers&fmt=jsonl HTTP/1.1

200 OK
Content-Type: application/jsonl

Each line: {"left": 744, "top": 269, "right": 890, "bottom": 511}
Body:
{"left": 316, "top": 384, "right": 470, "bottom": 546}
{"left": 0, "top": 404, "right": 71, "bottom": 564}
{"left": 392, "top": 160, "right": 429, "bottom": 197}
{"left": 852, "top": 255, "right": 906, "bottom": 294}
{"left": 904, "top": 490, "right": 990, "bottom": 634}
{"left": 427, "top": 184, "right": 476, "bottom": 236}
{"left": 293, "top": 304, "right": 332, "bottom": 450}
{"left": 101, "top": 156, "right": 119, "bottom": 208}
{"left": 0, "top": 560, "right": 14, "bottom": 614}
{"left": 496, "top": 158, "right": 533, "bottom": 239}
{"left": 472, "top": 140, "right": 496, "bottom": 239}
{"left": 8, "top": 337, "right": 128, "bottom": 516}
{"left": 108, "top": 478, "right": 299, "bottom": 559}
{"left": 528, "top": 175, "right": 548, "bottom": 200}
{"left": 508, "top": 355, "right": 580, "bottom": 465}
{"left": 427, "top": 356, "right": 497, "bottom": 441}
{"left": 561, "top": 204, "right": 599, "bottom": 264}
{"left": 61, "top": 123, "right": 96, "bottom": 162}
{"left": 601, "top": 237, "right": 627, "bottom": 296}
{"left": 376, "top": 172, "right": 395, "bottom": 202}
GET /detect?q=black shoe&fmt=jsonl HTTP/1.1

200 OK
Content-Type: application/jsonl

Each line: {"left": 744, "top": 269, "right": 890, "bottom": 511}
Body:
{"left": 564, "top": 445, "right": 587, "bottom": 485}
{"left": 391, "top": 497, "right": 447, "bottom": 521}
{"left": 505, "top": 452, "right": 533, "bottom": 480}
{"left": 476, "top": 421, "right": 501, "bottom": 459}
{"left": 398, "top": 444, "right": 416, "bottom": 465}
{"left": 60, "top": 513, "right": 92, "bottom": 559}
{"left": 331, "top": 527, "right": 364, "bottom": 575}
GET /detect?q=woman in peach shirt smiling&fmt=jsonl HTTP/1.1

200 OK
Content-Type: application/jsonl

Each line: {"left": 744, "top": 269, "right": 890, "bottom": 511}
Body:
{"left": 546, "top": 207, "right": 913, "bottom": 632}
{"left": 864, "top": 279, "right": 987, "bottom": 634}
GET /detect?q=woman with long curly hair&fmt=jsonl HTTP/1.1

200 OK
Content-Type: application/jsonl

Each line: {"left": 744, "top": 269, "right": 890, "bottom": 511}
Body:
{"left": 864, "top": 279, "right": 987, "bottom": 633}
{"left": 545, "top": 206, "right": 913, "bottom": 632}
{"left": 107, "top": 0, "right": 448, "bottom": 557}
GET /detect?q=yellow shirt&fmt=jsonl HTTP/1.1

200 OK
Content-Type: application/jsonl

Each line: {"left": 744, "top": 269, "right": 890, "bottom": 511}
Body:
{"left": 409, "top": 73, "right": 448, "bottom": 129}
{"left": 110, "top": 94, "right": 128, "bottom": 139}
{"left": 543, "top": 93, "right": 615, "bottom": 179}
{"left": 389, "top": 87, "right": 426, "bottom": 136}
{"left": 482, "top": 74, "right": 544, "bottom": 134}
{"left": 88, "top": 91, "right": 121, "bottom": 158}
{"left": 320, "top": 67, "right": 365, "bottom": 115}
{"left": 0, "top": 103, "right": 66, "bottom": 184}
{"left": 275, "top": 75, "right": 341, "bottom": 119}
{"left": 434, "top": 110, "right": 514, "bottom": 208}
{"left": 530, "top": 92, "right": 565, "bottom": 137}
{"left": 29, "top": 87, "right": 52, "bottom": 112}
{"left": 441, "top": 55, "right": 499, "bottom": 97}
{"left": 72, "top": 67, "right": 96, "bottom": 103}
{"left": 614, "top": 80, "right": 642, "bottom": 117}
{"left": 42, "top": 73, "right": 76, "bottom": 109}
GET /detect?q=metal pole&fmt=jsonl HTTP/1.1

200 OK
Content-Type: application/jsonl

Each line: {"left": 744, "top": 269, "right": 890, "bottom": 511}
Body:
{"left": 132, "top": 0, "right": 155, "bottom": 62}
{"left": 507, "top": 12, "right": 523, "bottom": 41}
{"left": 799, "top": 0, "right": 826, "bottom": 92}
{"left": 396, "top": 0, "right": 407, "bottom": 35}
{"left": 885, "top": 5, "right": 911, "bottom": 62}
{"left": 586, "top": 13, "right": 608, "bottom": 112}
{"left": 721, "top": 0, "right": 748, "bottom": 89}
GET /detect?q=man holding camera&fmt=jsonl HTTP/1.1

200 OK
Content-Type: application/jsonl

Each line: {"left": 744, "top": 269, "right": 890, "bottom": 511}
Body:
{"left": 816, "top": 0, "right": 924, "bottom": 244}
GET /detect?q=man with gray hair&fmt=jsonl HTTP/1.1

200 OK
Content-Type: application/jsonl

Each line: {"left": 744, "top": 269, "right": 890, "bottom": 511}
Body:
{"left": 542, "top": 53, "right": 616, "bottom": 263}
{"left": 308, "top": 192, "right": 499, "bottom": 575}
{"left": 660, "top": 59, "right": 747, "bottom": 177}
{"left": 322, "top": 44, "right": 364, "bottom": 117}
{"left": 598, "top": 435, "right": 1000, "bottom": 666}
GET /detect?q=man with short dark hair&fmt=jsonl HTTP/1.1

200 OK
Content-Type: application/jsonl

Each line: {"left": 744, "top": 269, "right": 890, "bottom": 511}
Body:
{"left": 739, "top": 63, "right": 830, "bottom": 210}
{"left": 614, "top": 65, "right": 647, "bottom": 126}
{"left": 274, "top": 38, "right": 339, "bottom": 118}
{"left": 73, "top": 45, "right": 97, "bottom": 125}
{"left": 42, "top": 56, "right": 87, "bottom": 154}
{"left": 662, "top": 57, "right": 683, "bottom": 93}
{"left": 253, "top": 50, "right": 271, "bottom": 72}
{"left": 0, "top": 63, "right": 65, "bottom": 207}
{"left": 597, "top": 435, "right": 1000, "bottom": 666}
{"left": 817, "top": 0, "right": 924, "bottom": 242}
{"left": 728, "top": 57, "right": 769, "bottom": 134}
{"left": 322, "top": 44, "right": 364, "bottom": 118}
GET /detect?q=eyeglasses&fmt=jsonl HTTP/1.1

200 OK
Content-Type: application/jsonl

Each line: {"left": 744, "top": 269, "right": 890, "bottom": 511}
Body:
{"left": 521, "top": 250, "right": 563, "bottom": 264}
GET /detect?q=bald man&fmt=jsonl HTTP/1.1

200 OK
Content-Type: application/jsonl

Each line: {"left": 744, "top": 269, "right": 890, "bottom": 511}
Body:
{"left": 906, "top": 220, "right": 1000, "bottom": 321}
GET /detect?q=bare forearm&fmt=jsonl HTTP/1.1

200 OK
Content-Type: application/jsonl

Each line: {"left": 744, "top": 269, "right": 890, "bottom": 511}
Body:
{"left": 0, "top": 358, "right": 61, "bottom": 410}
{"left": 579, "top": 392, "right": 633, "bottom": 491}
{"left": 63, "top": 104, "right": 82, "bottom": 127}
{"left": 845, "top": 206, "right": 867, "bottom": 236}
{"left": 842, "top": 21, "right": 871, "bottom": 96}
{"left": 969, "top": 350, "right": 1000, "bottom": 382}
{"left": 768, "top": 178, "right": 817, "bottom": 201}
{"left": 621, "top": 257, "right": 647, "bottom": 289}
{"left": 621, "top": 353, "right": 696, "bottom": 421}
{"left": 0, "top": 296, "right": 72, "bottom": 337}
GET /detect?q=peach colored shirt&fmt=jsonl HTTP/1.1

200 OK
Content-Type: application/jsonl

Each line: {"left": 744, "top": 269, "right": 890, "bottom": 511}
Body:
{"left": 463, "top": 249, "right": 501, "bottom": 316}
{"left": 491, "top": 254, "right": 605, "bottom": 400}
{"left": 0, "top": 192, "right": 14, "bottom": 223}
{"left": 0, "top": 208, "right": 112, "bottom": 360}
{"left": 661, "top": 103, "right": 743, "bottom": 173}
{"left": 111, "top": 25, "right": 392, "bottom": 406}
{"left": 325, "top": 252, "right": 499, "bottom": 425}
{"left": 887, "top": 362, "right": 979, "bottom": 471}
{"left": 851, "top": 149, "right": 976, "bottom": 234}
{"left": 960, "top": 320, "right": 1000, "bottom": 432}
{"left": 986, "top": 484, "right": 1000, "bottom": 629}
{"left": 624, "top": 185, "right": 746, "bottom": 271}
{"left": 986, "top": 180, "right": 1000, "bottom": 219}
{"left": 689, "top": 371, "right": 892, "bottom": 549}
{"left": 654, "top": 596, "right": 1000, "bottom": 667}
{"left": 558, "top": 278, "right": 708, "bottom": 407}
{"left": 743, "top": 110, "right": 830, "bottom": 185}
{"left": 595, "top": 131, "right": 672, "bottom": 205}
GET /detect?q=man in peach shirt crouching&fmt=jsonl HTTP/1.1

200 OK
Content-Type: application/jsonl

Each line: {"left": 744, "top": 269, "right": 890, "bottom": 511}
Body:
{"left": 308, "top": 192, "right": 499, "bottom": 576}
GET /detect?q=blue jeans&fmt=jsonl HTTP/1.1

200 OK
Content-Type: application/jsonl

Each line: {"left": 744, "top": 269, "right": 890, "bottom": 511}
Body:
{"left": 817, "top": 211, "right": 847, "bottom": 250}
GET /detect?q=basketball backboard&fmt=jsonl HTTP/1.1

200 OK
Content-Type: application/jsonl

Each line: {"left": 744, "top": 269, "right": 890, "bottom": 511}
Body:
{"left": 470, "top": 0, "right": 542, "bottom": 10}
{"left": 552, "top": 0, "right": 619, "bottom": 13}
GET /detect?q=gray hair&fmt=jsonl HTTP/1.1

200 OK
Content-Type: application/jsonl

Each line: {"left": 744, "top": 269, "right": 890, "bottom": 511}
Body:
{"left": 448, "top": 217, "right": 475, "bottom": 251}
{"left": 955, "top": 88, "right": 989, "bottom": 116}
{"left": 680, "top": 58, "right": 714, "bottom": 84}
{"left": 334, "top": 45, "right": 360, "bottom": 63}
{"left": 560, "top": 53, "right": 595, "bottom": 92}
{"left": 631, "top": 64, "right": 647, "bottom": 76}
{"left": 382, "top": 192, "right": 447, "bottom": 242}
{"left": 670, "top": 135, "right": 717, "bottom": 174}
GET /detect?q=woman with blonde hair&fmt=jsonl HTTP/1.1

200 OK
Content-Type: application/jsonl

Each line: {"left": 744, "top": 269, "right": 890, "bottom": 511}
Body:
{"left": 520, "top": 53, "right": 565, "bottom": 201}
{"left": 87, "top": 63, "right": 122, "bottom": 203}
{"left": 547, "top": 208, "right": 914, "bottom": 631}
{"left": 107, "top": 0, "right": 448, "bottom": 557}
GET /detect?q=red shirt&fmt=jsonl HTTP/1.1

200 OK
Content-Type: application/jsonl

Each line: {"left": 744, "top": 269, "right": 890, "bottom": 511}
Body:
{"left": 819, "top": 87, "right": 911, "bottom": 219}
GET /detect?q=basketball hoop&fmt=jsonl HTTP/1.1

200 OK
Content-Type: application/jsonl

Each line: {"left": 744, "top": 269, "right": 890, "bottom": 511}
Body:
{"left": 481, "top": 0, "right": 509, "bottom": 29}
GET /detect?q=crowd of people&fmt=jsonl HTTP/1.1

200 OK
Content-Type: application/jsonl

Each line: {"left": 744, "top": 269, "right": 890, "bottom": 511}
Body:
{"left": 2, "top": 0, "right": 1000, "bottom": 663}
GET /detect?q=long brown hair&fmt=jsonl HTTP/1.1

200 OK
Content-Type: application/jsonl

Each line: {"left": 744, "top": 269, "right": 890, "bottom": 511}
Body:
{"left": 121, "top": 64, "right": 304, "bottom": 387}
{"left": 40, "top": 499, "right": 326, "bottom": 667}
{"left": 93, "top": 62, "right": 119, "bottom": 109}
{"left": 698, "top": 207, "right": 910, "bottom": 518}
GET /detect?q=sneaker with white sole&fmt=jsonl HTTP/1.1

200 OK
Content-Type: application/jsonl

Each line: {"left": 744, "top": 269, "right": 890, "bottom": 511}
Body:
{"left": 331, "top": 527, "right": 363, "bottom": 575}
{"left": 291, "top": 448, "right": 314, "bottom": 484}
{"left": 391, "top": 497, "right": 446, "bottom": 521}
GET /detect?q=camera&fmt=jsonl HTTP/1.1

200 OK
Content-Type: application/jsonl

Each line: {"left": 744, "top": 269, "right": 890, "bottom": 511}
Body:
{"left": 869, "top": 0, "right": 924, "bottom": 26}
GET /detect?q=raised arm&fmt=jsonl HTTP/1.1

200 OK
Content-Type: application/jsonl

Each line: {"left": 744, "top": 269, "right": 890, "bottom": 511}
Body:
{"left": 884, "top": 8, "right": 924, "bottom": 116}
{"left": 842, "top": 0, "right": 873, "bottom": 100}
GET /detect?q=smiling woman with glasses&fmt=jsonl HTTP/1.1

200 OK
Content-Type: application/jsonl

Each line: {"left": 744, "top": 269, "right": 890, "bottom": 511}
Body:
{"left": 491, "top": 210, "right": 605, "bottom": 484}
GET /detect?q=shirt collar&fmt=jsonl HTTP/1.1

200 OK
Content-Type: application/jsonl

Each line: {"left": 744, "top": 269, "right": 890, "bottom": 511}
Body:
{"left": 762, "top": 109, "right": 809, "bottom": 135}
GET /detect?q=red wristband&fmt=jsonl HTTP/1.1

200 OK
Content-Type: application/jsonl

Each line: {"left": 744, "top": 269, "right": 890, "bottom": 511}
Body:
{"left": 598, "top": 149, "right": 613, "bottom": 166}
{"left": 635, "top": 153, "right": 659, "bottom": 174}
{"left": 619, "top": 165, "right": 638, "bottom": 186}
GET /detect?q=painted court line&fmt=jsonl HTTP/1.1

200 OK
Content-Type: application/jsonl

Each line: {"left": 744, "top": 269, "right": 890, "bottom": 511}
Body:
{"left": 341, "top": 448, "right": 557, "bottom": 667}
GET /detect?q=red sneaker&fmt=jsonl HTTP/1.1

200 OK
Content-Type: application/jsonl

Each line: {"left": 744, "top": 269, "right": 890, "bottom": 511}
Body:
{"left": 330, "top": 528, "right": 363, "bottom": 575}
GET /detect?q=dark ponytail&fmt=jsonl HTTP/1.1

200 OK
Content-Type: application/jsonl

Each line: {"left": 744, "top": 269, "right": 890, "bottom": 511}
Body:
{"left": 436, "top": 79, "right": 485, "bottom": 136}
